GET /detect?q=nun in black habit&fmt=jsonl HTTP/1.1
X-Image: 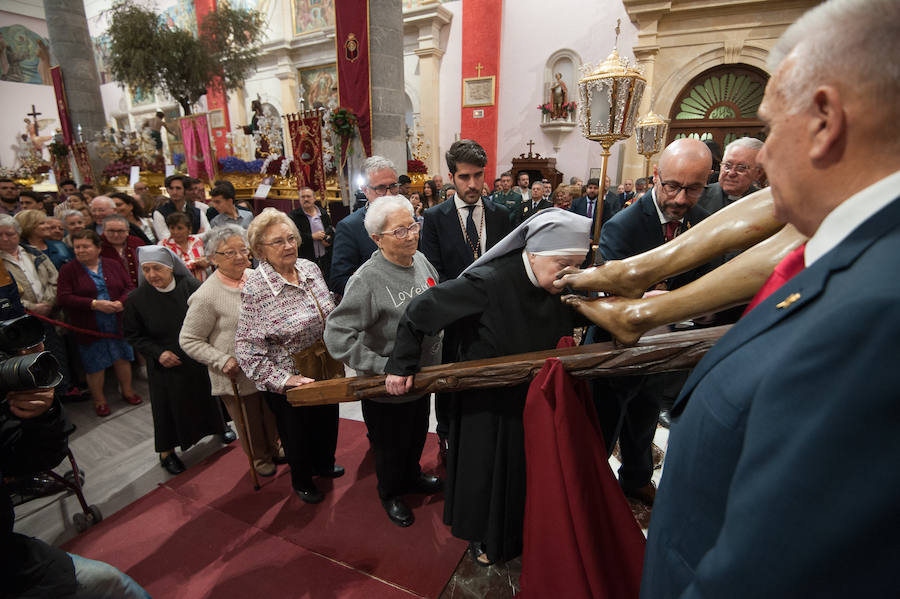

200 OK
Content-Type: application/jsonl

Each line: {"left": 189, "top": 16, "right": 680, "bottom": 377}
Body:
{"left": 385, "top": 208, "right": 592, "bottom": 566}
{"left": 124, "top": 246, "right": 228, "bottom": 475}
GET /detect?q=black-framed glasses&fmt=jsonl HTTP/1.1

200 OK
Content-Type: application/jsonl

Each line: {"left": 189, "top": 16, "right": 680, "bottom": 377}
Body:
{"left": 380, "top": 222, "right": 421, "bottom": 239}
{"left": 658, "top": 175, "right": 706, "bottom": 199}
{"left": 721, "top": 161, "right": 753, "bottom": 174}
{"left": 369, "top": 182, "right": 400, "bottom": 196}
{"left": 215, "top": 247, "right": 251, "bottom": 259}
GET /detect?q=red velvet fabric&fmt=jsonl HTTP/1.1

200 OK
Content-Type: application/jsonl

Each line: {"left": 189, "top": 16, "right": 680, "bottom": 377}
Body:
{"left": 743, "top": 242, "right": 807, "bottom": 315}
{"left": 520, "top": 345, "right": 645, "bottom": 599}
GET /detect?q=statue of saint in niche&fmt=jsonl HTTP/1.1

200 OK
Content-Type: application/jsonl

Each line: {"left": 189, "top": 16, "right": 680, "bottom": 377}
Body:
{"left": 550, "top": 72, "right": 568, "bottom": 120}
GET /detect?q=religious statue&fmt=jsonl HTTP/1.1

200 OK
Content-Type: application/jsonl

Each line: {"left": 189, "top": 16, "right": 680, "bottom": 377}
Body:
{"left": 242, "top": 99, "right": 269, "bottom": 158}
{"left": 550, "top": 72, "right": 568, "bottom": 120}
{"left": 142, "top": 111, "right": 165, "bottom": 152}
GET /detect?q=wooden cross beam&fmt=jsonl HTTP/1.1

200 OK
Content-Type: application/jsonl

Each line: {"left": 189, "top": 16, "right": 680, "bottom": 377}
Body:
{"left": 286, "top": 326, "right": 730, "bottom": 406}
{"left": 475, "top": 62, "right": 484, "bottom": 77}
{"left": 27, "top": 104, "right": 42, "bottom": 121}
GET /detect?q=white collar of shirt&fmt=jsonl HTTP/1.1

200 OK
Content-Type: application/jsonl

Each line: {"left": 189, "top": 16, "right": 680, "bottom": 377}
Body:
{"left": 521, "top": 249, "right": 539, "bottom": 288}
{"left": 805, "top": 168, "right": 900, "bottom": 267}
{"left": 454, "top": 196, "right": 482, "bottom": 211}
{"left": 454, "top": 196, "right": 485, "bottom": 249}
{"left": 259, "top": 260, "right": 303, "bottom": 296}
{"left": 651, "top": 187, "right": 683, "bottom": 225}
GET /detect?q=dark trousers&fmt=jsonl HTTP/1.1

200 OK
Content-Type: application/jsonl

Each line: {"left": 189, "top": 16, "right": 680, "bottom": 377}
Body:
{"left": 361, "top": 396, "right": 430, "bottom": 500}
{"left": 264, "top": 391, "right": 339, "bottom": 491}
{"left": 594, "top": 372, "right": 687, "bottom": 490}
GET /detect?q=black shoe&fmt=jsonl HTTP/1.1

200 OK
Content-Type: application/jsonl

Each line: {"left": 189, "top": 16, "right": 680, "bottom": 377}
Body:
{"left": 381, "top": 497, "right": 414, "bottom": 527}
{"left": 409, "top": 474, "right": 442, "bottom": 495}
{"left": 468, "top": 542, "right": 495, "bottom": 567}
{"left": 294, "top": 484, "right": 324, "bottom": 504}
{"left": 315, "top": 464, "right": 345, "bottom": 478}
{"left": 221, "top": 426, "right": 237, "bottom": 444}
{"left": 658, "top": 410, "right": 672, "bottom": 428}
{"left": 160, "top": 453, "right": 186, "bottom": 475}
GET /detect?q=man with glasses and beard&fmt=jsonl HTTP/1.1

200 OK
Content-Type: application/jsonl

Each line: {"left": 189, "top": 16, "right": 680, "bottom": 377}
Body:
{"left": 590, "top": 138, "right": 713, "bottom": 517}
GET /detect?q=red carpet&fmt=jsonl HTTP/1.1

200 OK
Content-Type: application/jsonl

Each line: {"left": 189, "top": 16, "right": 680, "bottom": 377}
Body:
{"left": 63, "top": 419, "right": 466, "bottom": 598}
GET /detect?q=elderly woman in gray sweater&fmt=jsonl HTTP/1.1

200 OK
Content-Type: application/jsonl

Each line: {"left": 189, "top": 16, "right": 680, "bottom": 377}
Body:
{"left": 179, "top": 224, "right": 281, "bottom": 477}
{"left": 324, "top": 195, "right": 443, "bottom": 528}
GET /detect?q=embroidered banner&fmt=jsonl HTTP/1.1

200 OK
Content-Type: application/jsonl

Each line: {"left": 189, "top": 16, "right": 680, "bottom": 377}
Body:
{"left": 50, "top": 66, "right": 74, "bottom": 146}
{"left": 286, "top": 110, "right": 327, "bottom": 205}
{"left": 334, "top": 2, "right": 372, "bottom": 157}
{"left": 70, "top": 142, "right": 94, "bottom": 185}
{"left": 193, "top": 114, "right": 216, "bottom": 182}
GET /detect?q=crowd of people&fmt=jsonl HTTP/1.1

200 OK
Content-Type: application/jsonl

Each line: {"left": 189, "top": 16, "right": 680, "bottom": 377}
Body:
{"left": 5, "top": 1, "right": 899, "bottom": 595}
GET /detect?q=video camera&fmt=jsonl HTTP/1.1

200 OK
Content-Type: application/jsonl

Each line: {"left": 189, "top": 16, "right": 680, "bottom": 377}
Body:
{"left": 0, "top": 314, "right": 63, "bottom": 392}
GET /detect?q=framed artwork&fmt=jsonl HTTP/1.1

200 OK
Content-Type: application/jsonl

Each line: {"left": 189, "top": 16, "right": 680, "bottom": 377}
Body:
{"left": 292, "top": 0, "right": 335, "bottom": 36}
{"left": 298, "top": 63, "right": 338, "bottom": 110}
{"left": 462, "top": 76, "right": 496, "bottom": 108}
{"left": 208, "top": 109, "right": 225, "bottom": 129}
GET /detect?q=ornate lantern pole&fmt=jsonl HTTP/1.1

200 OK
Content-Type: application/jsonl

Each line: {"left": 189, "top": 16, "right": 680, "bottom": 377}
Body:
{"left": 635, "top": 109, "right": 669, "bottom": 179}
{"left": 577, "top": 20, "right": 646, "bottom": 263}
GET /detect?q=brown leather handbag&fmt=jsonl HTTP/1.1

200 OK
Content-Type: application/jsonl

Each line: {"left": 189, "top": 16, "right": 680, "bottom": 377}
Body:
{"left": 290, "top": 282, "right": 345, "bottom": 381}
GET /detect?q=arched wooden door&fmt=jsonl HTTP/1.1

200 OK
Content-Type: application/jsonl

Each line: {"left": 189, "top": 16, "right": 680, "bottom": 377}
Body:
{"left": 666, "top": 64, "right": 769, "bottom": 148}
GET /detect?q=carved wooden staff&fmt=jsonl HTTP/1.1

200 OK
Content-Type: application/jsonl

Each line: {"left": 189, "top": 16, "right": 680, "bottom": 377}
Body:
{"left": 287, "top": 326, "right": 730, "bottom": 406}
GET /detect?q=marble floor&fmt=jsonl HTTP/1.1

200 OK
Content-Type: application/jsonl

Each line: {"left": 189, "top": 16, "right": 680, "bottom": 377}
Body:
{"left": 13, "top": 373, "right": 666, "bottom": 597}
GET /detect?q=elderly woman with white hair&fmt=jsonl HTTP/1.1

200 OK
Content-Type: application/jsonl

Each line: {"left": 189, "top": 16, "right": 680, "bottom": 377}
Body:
{"left": 324, "top": 196, "right": 443, "bottom": 527}
{"left": 180, "top": 224, "right": 282, "bottom": 478}
{"left": 124, "top": 246, "right": 232, "bottom": 475}
{"left": 236, "top": 208, "right": 342, "bottom": 504}
{"left": 385, "top": 208, "right": 592, "bottom": 565}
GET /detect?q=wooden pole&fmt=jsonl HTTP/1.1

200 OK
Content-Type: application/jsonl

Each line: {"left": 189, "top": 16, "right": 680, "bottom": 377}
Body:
{"left": 231, "top": 380, "right": 261, "bottom": 491}
{"left": 287, "top": 326, "right": 729, "bottom": 406}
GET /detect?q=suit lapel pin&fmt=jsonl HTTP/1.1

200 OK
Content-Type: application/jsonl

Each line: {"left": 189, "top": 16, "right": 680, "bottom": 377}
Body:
{"left": 776, "top": 292, "right": 802, "bottom": 309}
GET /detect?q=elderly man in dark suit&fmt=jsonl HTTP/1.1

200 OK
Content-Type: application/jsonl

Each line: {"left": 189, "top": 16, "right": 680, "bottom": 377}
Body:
{"left": 642, "top": 1, "right": 900, "bottom": 597}
{"left": 329, "top": 156, "right": 397, "bottom": 295}
{"left": 518, "top": 180, "right": 553, "bottom": 223}
{"left": 420, "top": 139, "right": 511, "bottom": 461}
{"left": 698, "top": 136, "right": 762, "bottom": 214}
{"left": 592, "top": 137, "right": 712, "bottom": 510}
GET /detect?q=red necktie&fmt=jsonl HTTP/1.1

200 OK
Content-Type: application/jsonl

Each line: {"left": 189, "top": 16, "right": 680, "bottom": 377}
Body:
{"left": 664, "top": 221, "right": 680, "bottom": 242}
{"left": 743, "top": 242, "right": 807, "bottom": 315}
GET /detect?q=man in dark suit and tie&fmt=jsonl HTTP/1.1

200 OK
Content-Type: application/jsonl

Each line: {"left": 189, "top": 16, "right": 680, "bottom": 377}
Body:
{"left": 619, "top": 178, "right": 635, "bottom": 206}
{"left": 518, "top": 180, "right": 553, "bottom": 222}
{"left": 570, "top": 177, "right": 602, "bottom": 235}
{"left": 421, "top": 139, "right": 512, "bottom": 461}
{"left": 697, "top": 137, "right": 762, "bottom": 215}
{"left": 642, "top": 1, "right": 900, "bottom": 596}
{"left": 592, "top": 137, "right": 712, "bottom": 509}
{"left": 329, "top": 156, "right": 397, "bottom": 295}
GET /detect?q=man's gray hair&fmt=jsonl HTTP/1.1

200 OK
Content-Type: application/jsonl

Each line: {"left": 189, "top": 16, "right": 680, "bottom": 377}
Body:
{"left": 203, "top": 224, "right": 247, "bottom": 258}
{"left": 363, "top": 156, "right": 397, "bottom": 184}
{"left": 60, "top": 209, "right": 83, "bottom": 222}
{"left": 768, "top": 0, "right": 900, "bottom": 121}
{"left": 0, "top": 214, "right": 21, "bottom": 234}
{"left": 724, "top": 137, "right": 764, "bottom": 156}
{"left": 104, "top": 214, "right": 129, "bottom": 227}
{"left": 364, "top": 195, "right": 415, "bottom": 236}
{"left": 90, "top": 195, "right": 116, "bottom": 209}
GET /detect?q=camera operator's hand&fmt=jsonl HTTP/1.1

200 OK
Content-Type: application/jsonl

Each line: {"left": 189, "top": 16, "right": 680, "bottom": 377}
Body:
{"left": 6, "top": 387, "right": 54, "bottom": 419}
{"left": 158, "top": 350, "right": 182, "bottom": 368}
{"left": 30, "top": 302, "right": 53, "bottom": 316}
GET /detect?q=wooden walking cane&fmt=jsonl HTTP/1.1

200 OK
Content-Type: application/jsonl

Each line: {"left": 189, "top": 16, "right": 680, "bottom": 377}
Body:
{"left": 231, "top": 380, "right": 261, "bottom": 491}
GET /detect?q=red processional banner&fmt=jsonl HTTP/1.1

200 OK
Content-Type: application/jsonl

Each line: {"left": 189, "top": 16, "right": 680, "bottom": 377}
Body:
{"left": 50, "top": 66, "right": 74, "bottom": 146}
{"left": 334, "top": 2, "right": 372, "bottom": 158}
{"left": 179, "top": 115, "right": 217, "bottom": 182}
{"left": 286, "top": 111, "right": 327, "bottom": 205}
{"left": 70, "top": 142, "right": 95, "bottom": 185}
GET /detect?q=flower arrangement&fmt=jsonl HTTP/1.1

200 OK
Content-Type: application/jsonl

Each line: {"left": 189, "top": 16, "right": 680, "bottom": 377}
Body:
{"left": 173, "top": 153, "right": 185, "bottom": 169}
{"left": 564, "top": 101, "right": 577, "bottom": 114}
{"left": 538, "top": 103, "right": 553, "bottom": 115}
{"left": 48, "top": 140, "right": 69, "bottom": 159}
{"left": 218, "top": 156, "right": 264, "bottom": 174}
{"left": 329, "top": 108, "right": 358, "bottom": 140}
{"left": 407, "top": 159, "right": 427, "bottom": 174}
